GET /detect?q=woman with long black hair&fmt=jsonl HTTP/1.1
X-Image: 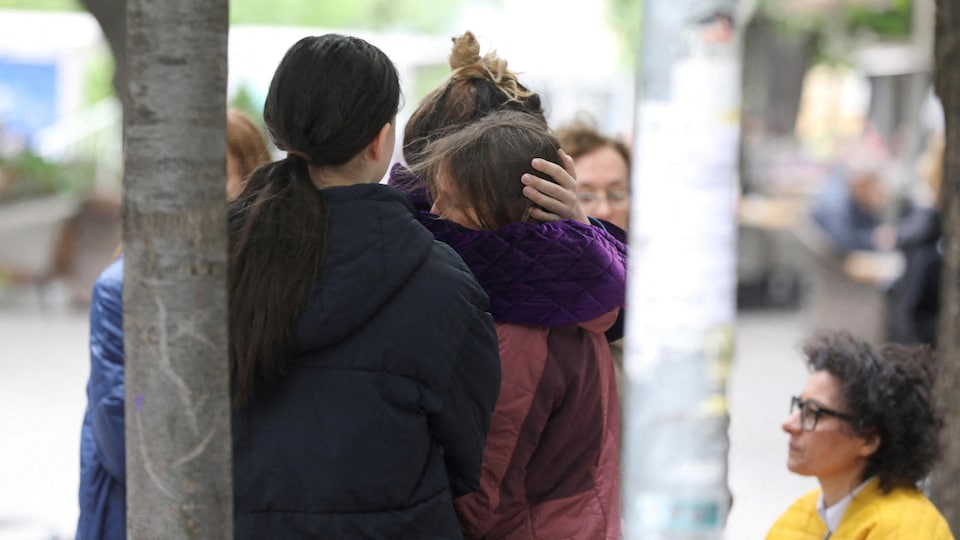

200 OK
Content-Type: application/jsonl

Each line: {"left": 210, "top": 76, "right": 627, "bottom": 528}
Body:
{"left": 228, "top": 34, "right": 501, "bottom": 539}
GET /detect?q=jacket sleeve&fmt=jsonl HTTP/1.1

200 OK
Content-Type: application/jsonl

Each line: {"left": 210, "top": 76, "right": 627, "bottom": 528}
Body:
{"left": 88, "top": 267, "right": 127, "bottom": 483}
{"left": 429, "top": 303, "right": 501, "bottom": 498}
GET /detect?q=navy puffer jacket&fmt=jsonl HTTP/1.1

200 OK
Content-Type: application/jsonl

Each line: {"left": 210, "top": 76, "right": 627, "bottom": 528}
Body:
{"left": 232, "top": 183, "right": 501, "bottom": 538}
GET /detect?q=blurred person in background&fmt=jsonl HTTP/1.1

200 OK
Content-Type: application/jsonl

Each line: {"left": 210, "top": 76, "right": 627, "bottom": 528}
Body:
{"left": 877, "top": 131, "right": 944, "bottom": 347}
{"left": 77, "top": 107, "right": 270, "bottom": 539}
{"left": 555, "top": 117, "right": 631, "bottom": 386}
{"left": 413, "top": 109, "right": 624, "bottom": 540}
{"left": 766, "top": 331, "right": 953, "bottom": 539}
{"left": 225, "top": 107, "right": 273, "bottom": 200}
{"left": 809, "top": 155, "right": 890, "bottom": 253}
{"left": 554, "top": 116, "right": 632, "bottom": 234}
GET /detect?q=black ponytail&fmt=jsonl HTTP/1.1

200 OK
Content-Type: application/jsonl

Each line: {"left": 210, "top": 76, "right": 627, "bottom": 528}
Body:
{"left": 228, "top": 158, "right": 326, "bottom": 406}
{"left": 227, "top": 34, "right": 400, "bottom": 406}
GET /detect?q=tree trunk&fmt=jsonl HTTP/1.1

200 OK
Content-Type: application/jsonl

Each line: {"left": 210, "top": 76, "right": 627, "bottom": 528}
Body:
{"left": 932, "top": 0, "right": 960, "bottom": 531}
{"left": 123, "top": 1, "right": 232, "bottom": 538}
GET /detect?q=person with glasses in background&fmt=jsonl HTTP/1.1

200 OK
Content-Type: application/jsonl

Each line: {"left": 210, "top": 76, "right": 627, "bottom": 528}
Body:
{"left": 554, "top": 116, "right": 631, "bottom": 234}
{"left": 766, "top": 331, "right": 954, "bottom": 539}
{"left": 554, "top": 117, "right": 631, "bottom": 391}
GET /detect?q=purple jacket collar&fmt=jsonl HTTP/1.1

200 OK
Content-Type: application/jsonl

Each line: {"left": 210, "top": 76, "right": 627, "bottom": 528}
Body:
{"left": 389, "top": 163, "right": 627, "bottom": 327}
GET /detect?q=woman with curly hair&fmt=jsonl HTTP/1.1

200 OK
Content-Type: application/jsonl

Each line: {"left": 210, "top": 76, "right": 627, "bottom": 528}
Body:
{"left": 766, "top": 331, "right": 954, "bottom": 539}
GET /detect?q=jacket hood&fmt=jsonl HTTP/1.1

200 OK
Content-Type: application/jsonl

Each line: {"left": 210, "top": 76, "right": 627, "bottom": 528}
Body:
{"left": 294, "top": 183, "right": 435, "bottom": 352}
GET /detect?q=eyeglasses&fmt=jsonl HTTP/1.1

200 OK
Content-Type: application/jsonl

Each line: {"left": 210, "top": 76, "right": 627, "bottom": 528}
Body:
{"left": 577, "top": 191, "right": 629, "bottom": 205}
{"left": 790, "top": 396, "right": 859, "bottom": 432}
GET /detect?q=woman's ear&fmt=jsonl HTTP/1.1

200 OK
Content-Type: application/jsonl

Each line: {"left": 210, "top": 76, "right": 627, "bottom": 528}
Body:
{"left": 366, "top": 122, "right": 393, "bottom": 162}
{"left": 858, "top": 430, "right": 881, "bottom": 458}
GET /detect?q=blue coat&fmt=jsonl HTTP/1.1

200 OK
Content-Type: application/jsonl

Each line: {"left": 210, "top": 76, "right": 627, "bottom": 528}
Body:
{"left": 77, "top": 257, "right": 126, "bottom": 540}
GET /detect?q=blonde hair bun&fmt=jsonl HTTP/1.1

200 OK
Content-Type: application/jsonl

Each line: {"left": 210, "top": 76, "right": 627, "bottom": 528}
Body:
{"left": 446, "top": 31, "right": 533, "bottom": 102}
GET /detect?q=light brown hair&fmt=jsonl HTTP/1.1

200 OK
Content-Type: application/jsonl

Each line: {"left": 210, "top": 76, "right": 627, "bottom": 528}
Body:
{"left": 227, "top": 108, "right": 272, "bottom": 183}
{"left": 403, "top": 31, "right": 545, "bottom": 165}
{"left": 555, "top": 117, "right": 631, "bottom": 171}
{"left": 413, "top": 110, "right": 559, "bottom": 230}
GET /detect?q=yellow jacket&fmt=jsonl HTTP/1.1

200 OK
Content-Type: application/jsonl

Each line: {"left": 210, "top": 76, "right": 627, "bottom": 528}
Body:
{"left": 766, "top": 478, "right": 954, "bottom": 539}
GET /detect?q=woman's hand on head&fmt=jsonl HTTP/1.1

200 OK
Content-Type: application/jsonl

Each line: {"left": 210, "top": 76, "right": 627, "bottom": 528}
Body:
{"left": 522, "top": 150, "right": 590, "bottom": 225}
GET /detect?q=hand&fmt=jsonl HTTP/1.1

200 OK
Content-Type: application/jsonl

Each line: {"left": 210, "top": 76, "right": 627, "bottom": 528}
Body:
{"left": 522, "top": 150, "right": 589, "bottom": 224}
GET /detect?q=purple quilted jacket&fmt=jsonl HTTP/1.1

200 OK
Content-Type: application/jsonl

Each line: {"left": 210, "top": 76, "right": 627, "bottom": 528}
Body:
{"left": 388, "top": 164, "right": 627, "bottom": 327}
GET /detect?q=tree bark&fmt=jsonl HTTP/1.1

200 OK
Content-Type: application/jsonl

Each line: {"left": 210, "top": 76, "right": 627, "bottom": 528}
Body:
{"left": 123, "top": 1, "right": 232, "bottom": 538}
{"left": 931, "top": 0, "right": 960, "bottom": 531}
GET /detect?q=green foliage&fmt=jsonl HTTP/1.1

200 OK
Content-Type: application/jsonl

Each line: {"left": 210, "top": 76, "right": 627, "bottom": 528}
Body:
{"left": 845, "top": 0, "right": 912, "bottom": 39}
{"left": 410, "top": 63, "right": 450, "bottom": 103}
{"left": 229, "top": 0, "right": 462, "bottom": 33}
{"left": 229, "top": 85, "right": 263, "bottom": 124}
{"left": 1, "top": 0, "right": 464, "bottom": 33}
{"left": 83, "top": 50, "right": 114, "bottom": 106}
{"left": 0, "top": 151, "right": 95, "bottom": 202}
{"left": 0, "top": 0, "right": 80, "bottom": 11}
{"left": 756, "top": 0, "right": 913, "bottom": 66}
{"left": 606, "top": 0, "right": 642, "bottom": 72}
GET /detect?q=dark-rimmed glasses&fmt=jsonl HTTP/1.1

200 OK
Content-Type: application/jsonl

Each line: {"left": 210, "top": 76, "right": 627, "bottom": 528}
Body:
{"left": 790, "top": 396, "right": 859, "bottom": 431}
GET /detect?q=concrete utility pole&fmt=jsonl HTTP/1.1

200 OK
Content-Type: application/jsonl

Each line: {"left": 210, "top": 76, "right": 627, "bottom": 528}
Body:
{"left": 621, "top": 0, "right": 741, "bottom": 538}
{"left": 123, "top": 0, "right": 233, "bottom": 537}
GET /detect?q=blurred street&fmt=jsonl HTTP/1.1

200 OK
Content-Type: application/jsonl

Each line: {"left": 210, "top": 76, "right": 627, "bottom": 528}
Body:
{"left": 0, "top": 296, "right": 817, "bottom": 540}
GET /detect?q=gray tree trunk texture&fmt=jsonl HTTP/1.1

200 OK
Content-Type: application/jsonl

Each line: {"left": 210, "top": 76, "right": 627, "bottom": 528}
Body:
{"left": 122, "top": 1, "right": 233, "bottom": 538}
{"left": 931, "top": 0, "right": 960, "bottom": 531}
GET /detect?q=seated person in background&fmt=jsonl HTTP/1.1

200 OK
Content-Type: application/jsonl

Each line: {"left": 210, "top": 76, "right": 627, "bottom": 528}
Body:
{"left": 809, "top": 158, "right": 889, "bottom": 253}
{"left": 767, "top": 331, "right": 953, "bottom": 540}
{"left": 879, "top": 132, "right": 944, "bottom": 347}
{"left": 554, "top": 116, "right": 631, "bottom": 235}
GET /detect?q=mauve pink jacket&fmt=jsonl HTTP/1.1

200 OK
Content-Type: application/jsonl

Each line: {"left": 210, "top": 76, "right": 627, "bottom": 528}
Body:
{"left": 456, "top": 311, "right": 622, "bottom": 540}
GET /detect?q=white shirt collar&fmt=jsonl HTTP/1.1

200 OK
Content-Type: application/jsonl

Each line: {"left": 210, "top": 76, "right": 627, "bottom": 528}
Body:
{"left": 816, "top": 477, "right": 875, "bottom": 534}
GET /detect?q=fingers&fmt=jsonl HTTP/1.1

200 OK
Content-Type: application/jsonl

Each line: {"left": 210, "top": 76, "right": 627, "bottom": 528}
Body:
{"left": 522, "top": 184, "right": 565, "bottom": 217}
{"left": 558, "top": 149, "right": 577, "bottom": 179}
{"left": 521, "top": 180, "right": 589, "bottom": 224}
{"left": 531, "top": 157, "right": 576, "bottom": 190}
{"left": 527, "top": 206, "right": 562, "bottom": 223}
{"left": 522, "top": 174, "right": 573, "bottom": 206}
{"left": 524, "top": 157, "right": 590, "bottom": 224}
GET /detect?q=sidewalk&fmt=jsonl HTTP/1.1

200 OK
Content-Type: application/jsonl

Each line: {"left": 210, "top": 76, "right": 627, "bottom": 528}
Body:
{"left": 725, "top": 308, "right": 818, "bottom": 539}
{"left": 0, "top": 305, "right": 89, "bottom": 540}
{"left": 0, "top": 302, "right": 814, "bottom": 539}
